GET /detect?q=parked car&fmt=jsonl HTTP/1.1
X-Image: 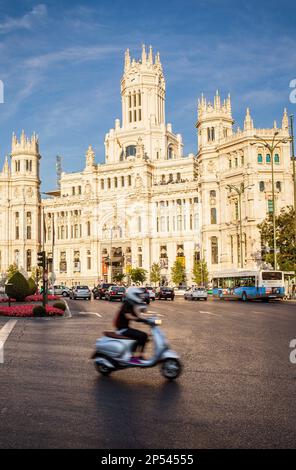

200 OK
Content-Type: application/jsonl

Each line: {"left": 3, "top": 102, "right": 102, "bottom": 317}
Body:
{"left": 93, "top": 283, "right": 116, "bottom": 299}
{"left": 146, "top": 286, "right": 156, "bottom": 301}
{"left": 156, "top": 287, "right": 175, "bottom": 301}
{"left": 105, "top": 286, "right": 126, "bottom": 301}
{"left": 70, "top": 285, "right": 91, "bottom": 300}
{"left": 184, "top": 287, "right": 208, "bottom": 301}
{"left": 50, "top": 285, "right": 71, "bottom": 297}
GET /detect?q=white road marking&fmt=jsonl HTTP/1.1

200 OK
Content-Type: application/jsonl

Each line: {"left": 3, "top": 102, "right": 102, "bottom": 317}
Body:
{"left": 199, "top": 311, "right": 219, "bottom": 316}
{"left": 0, "top": 320, "right": 18, "bottom": 343}
{"left": 0, "top": 320, "right": 17, "bottom": 363}
{"left": 78, "top": 312, "right": 102, "bottom": 318}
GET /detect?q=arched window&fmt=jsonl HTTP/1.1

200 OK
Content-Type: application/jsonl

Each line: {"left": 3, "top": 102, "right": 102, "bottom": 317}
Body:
{"left": 257, "top": 154, "right": 263, "bottom": 164}
{"left": 266, "top": 154, "right": 271, "bottom": 163}
{"left": 207, "top": 128, "right": 211, "bottom": 142}
{"left": 276, "top": 181, "right": 281, "bottom": 192}
{"left": 211, "top": 127, "right": 215, "bottom": 141}
{"left": 126, "top": 145, "right": 136, "bottom": 158}
{"left": 114, "top": 177, "right": 118, "bottom": 188}
{"left": 107, "top": 178, "right": 111, "bottom": 189}
{"left": 210, "top": 190, "right": 216, "bottom": 198}
{"left": 167, "top": 146, "right": 173, "bottom": 159}
{"left": 86, "top": 221, "right": 91, "bottom": 236}
{"left": 259, "top": 181, "right": 265, "bottom": 192}
{"left": 274, "top": 154, "right": 280, "bottom": 164}
{"left": 211, "top": 237, "right": 218, "bottom": 264}
{"left": 138, "top": 216, "right": 142, "bottom": 233}
{"left": 128, "top": 175, "right": 132, "bottom": 186}
{"left": 101, "top": 179, "right": 104, "bottom": 190}
{"left": 211, "top": 208, "right": 217, "bottom": 224}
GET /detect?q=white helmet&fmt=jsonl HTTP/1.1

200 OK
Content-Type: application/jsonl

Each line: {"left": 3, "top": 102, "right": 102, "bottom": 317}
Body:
{"left": 126, "top": 287, "right": 145, "bottom": 305}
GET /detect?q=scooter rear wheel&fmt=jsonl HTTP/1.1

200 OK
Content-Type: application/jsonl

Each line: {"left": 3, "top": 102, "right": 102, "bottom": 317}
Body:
{"left": 161, "top": 358, "right": 182, "bottom": 380}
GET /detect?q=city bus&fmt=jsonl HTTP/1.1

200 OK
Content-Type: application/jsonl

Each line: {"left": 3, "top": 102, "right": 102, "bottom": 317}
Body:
{"left": 212, "top": 270, "right": 285, "bottom": 301}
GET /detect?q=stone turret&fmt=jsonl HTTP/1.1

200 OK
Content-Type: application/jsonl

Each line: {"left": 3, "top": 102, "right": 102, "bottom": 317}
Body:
{"left": 196, "top": 91, "right": 234, "bottom": 149}
{"left": 11, "top": 130, "right": 39, "bottom": 156}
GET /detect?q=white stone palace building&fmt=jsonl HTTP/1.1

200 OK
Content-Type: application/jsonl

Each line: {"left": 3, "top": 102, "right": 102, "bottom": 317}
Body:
{"left": 0, "top": 46, "right": 294, "bottom": 286}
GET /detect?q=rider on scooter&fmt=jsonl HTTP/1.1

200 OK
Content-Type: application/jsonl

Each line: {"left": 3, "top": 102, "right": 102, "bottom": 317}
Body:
{"left": 114, "top": 287, "right": 148, "bottom": 362}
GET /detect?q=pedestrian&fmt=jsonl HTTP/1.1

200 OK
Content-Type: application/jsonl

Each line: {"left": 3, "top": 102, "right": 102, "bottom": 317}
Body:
{"left": 292, "top": 283, "right": 296, "bottom": 300}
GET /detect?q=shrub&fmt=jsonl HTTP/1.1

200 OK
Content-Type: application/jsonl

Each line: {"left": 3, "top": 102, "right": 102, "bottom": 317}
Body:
{"left": 32, "top": 305, "right": 47, "bottom": 317}
{"left": 53, "top": 301, "right": 66, "bottom": 311}
{"left": 28, "top": 277, "right": 38, "bottom": 296}
{"left": 5, "top": 272, "right": 30, "bottom": 301}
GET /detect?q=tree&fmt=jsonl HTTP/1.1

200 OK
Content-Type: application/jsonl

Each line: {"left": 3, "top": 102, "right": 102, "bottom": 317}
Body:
{"left": 130, "top": 268, "right": 147, "bottom": 285}
{"left": 150, "top": 263, "right": 161, "bottom": 286}
{"left": 5, "top": 272, "right": 30, "bottom": 301}
{"left": 28, "top": 277, "right": 38, "bottom": 295}
{"left": 171, "top": 258, "right": 186, "bottom": 286}
{"left": 113, "top": 273, "right": 126, "bottom": 284}
{"left": 7, "top": 263, "right": 18, "bottom": 280}
{"left": 31, "top": 266, "right": 43, "bottom": 283}
{"left": 258, "top": 205, "right": 296, "bottom": 271}
{"left": 192, "top": 259, "right": 209, "bottom": 286}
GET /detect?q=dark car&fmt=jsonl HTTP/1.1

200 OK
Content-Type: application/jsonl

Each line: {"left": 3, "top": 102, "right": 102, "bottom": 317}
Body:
{"left": 93, "top": 283, "right": 116, "bottom": 299}
{"left": 105, "top": 286, "right": 126, "bottom": 301}
{"left": 156, "top": 287, "right": 175, "bottom": 301}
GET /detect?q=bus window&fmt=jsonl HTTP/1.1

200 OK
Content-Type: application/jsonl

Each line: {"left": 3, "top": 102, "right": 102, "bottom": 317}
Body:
{"left": 262, "top": 271, "right": 283, "bottom": 281}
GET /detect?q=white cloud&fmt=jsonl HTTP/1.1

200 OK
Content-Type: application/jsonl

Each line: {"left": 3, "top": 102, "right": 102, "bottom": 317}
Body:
{"left": 25, "top": 45, "right": 122, "bottom": 69}
{"left": 0, "top": 4, "right": 47, "bottom": 34}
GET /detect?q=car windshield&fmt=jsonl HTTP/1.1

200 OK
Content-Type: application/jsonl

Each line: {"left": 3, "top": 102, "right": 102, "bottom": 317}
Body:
{"left": 77, "top": 286, "right": 89, "bottom": 290}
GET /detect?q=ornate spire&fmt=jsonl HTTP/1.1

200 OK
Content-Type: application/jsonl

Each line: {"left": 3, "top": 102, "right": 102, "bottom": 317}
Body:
{"left": 124, "top": 48, "right": 131, "bottom": 71}
{"left": 214, "top": 90, "right": 221, "bottom": 109}
{"left": 2, "top": 155, "right": 10, "bottom": 175}
{"left": 226, "top": 93, "right": 231, "bottom": 113}
{"left": 85, "top": 145, "right": 95, "bottom": 168}
{"left": 148, "top": 45, "right": 153, "bottom": 65}
{"left": 244, "top": 107, "right": 254, "bottom": 130}
{"left": 141, "top": 44, "right": 147, "bottom": 64}
{"left": 282, "top": 108, "right": 289, "bottom": 131}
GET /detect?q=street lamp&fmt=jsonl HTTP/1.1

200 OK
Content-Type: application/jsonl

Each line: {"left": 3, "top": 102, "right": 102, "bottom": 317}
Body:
{"left": 251, "top": 132, "right": 290, "bottom": 270}
{"left": 226, "top": 183, "right": 253, "bottom": 268}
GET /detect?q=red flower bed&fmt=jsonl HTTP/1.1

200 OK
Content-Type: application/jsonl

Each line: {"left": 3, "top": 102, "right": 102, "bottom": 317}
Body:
{"left": 25, "top": 294, "right": 60, "bottom": 302}
{"left": 0, "top": 304, "right": 64, "bottom": 317}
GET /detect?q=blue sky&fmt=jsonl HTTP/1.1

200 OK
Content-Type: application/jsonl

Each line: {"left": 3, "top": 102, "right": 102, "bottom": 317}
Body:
{"left": 0, "top": 0, "right": 295, "bottom": 191}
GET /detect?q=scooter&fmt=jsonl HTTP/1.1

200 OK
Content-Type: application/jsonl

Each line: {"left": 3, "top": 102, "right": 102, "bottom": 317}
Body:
{"left": 92, "top": 316, "right": 182, "bottom": 380}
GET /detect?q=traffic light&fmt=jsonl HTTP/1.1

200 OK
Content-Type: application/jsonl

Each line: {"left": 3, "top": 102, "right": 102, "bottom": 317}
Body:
{"left": 37, "top": 251, "right": 46, "bottom": 268}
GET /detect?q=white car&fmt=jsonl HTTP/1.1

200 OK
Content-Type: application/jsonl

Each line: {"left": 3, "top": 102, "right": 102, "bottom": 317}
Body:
{"left": 146, "top": 287, "right": 156, "bottom": 301}
{"left": 184, "top": 287, "right": 208, "bottom": 301}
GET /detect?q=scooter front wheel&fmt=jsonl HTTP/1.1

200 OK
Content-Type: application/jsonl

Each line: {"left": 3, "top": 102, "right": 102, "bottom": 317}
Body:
{"left": 95, "top": 363, "right": 112, "bottom": 376}
{"left": 161, "top": 358, "right": 182, "bottom": 380}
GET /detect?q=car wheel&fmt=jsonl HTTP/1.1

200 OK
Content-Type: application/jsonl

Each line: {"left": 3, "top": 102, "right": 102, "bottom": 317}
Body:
{"left": 62, "top": 292, "right": 67, "bottom": 297}
{"left": 242, "top": 292, "right": 247, "bottom": 302}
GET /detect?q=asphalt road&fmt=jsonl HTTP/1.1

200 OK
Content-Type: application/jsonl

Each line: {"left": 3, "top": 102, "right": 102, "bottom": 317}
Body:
{"left": 0, "top": 296, "right": 296, "bottom": 449}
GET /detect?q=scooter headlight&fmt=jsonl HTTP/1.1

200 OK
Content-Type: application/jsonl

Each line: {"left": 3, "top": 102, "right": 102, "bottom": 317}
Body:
{"left": 155, "top": 319, "right": 162, "bottom": 325}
